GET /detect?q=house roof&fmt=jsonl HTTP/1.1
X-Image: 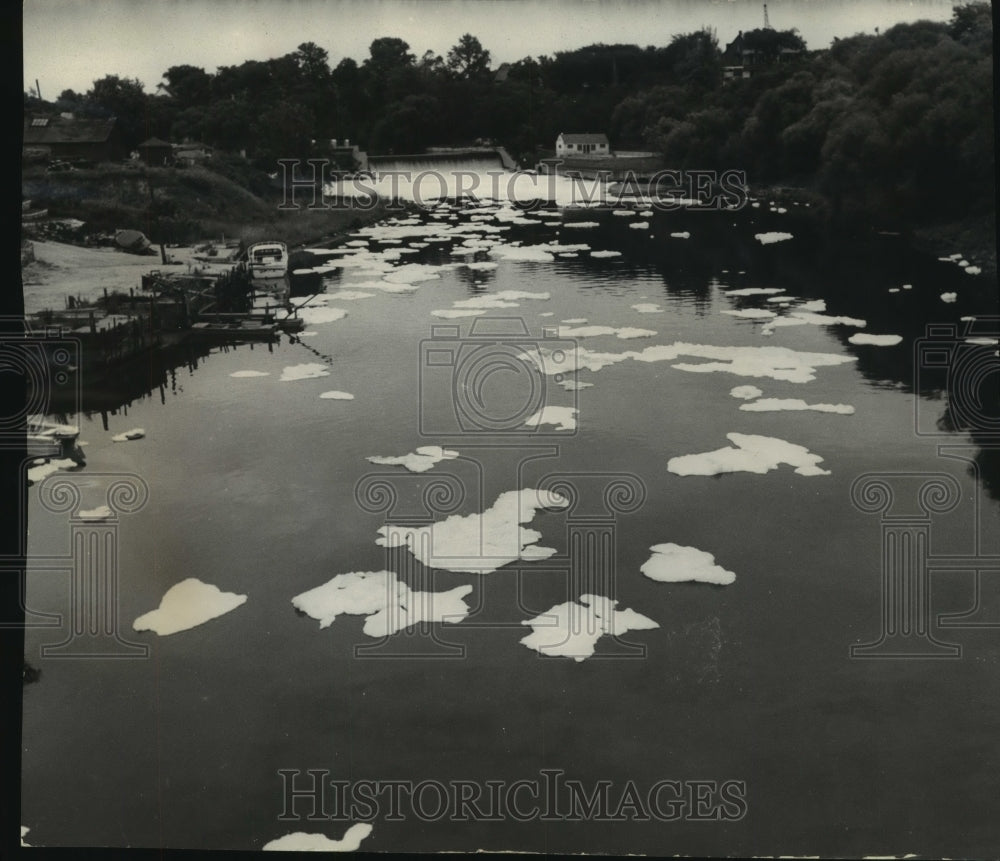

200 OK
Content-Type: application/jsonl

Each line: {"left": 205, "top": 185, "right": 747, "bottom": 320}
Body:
{"left": 137, "top": 137, "right": 172, "bottom": 148}
{"left": 559, "top": 133, "right": 609, "bottom": 145}
{"left": 22, "top": 115, "right": 117, "bottom": 145}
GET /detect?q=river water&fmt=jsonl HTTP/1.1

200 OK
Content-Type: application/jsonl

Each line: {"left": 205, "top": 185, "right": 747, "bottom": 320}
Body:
{"left": 21, "top": 177, "right": 1000, "bottom": 855}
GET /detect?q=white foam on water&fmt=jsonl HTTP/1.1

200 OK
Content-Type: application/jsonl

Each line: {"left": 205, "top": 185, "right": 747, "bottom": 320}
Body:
{"left": 561, "top": 318, "right": 587, "bottom": 324}
{"left": 902, "top": 284, "right": 912, "bottom": 290}
{"left": 641, "top": 543, "right": 736, "bottom": 585}
{"left": 263, "top": 823, "right": 374, "bottom": 852}
{"left": 451, "top": 290, "right": 551, "bottom": 311}
{"left": 888, "top": 288, "right": 900, "bottom": 293}
{"left": 27, "top": 457, "right": 78, "bottom": 483}
{"left": 848, "top": 334, "right": 903, "bottom": 346}
{"left": 292, "top": 570, "right": 473, "bottom": 637}
{"left": 670, "top": 232, "right": 691, "bottom": 239}
{"left": 297, "top": 306, "right": 348, "bottom": 325}
{"left": 558, "top": 325, "right": 657, "bottom": 339}
{"left": 280, "top": 363, "right": 330, "bottom": 382}
{"left": 538, "top": 312, "right": 555, "bottom": 317}
{"left": 431, "top": 308, "right": 487, "bottom": 318}
{"left": 452, "top": 296, "right": 520, "bottom": 309}
{"left": 630, "top": 221, "right": 650, "bottom": 230}
{"left": 966, "top": 266, "right": 982, "bottom": 275}
{"left": 590, "top": 250, "right": 622, "bottom": 258}
{"left": 941, "top": 292, "right": 958, "bottom": 303}
{"left": 319, "top": 391, "right": 354, "bottom": 400}
{"left": 730, "top": 385, "right": 764, "bottom": 400}
{"left": 375, "top": 488, "right": 569, "bottom": 574}
{"left": 639, "top": 209, "right": 654, "bottom": 216}
{"left": 327, "top": 290, "right": 375, "bottom": 300}
{"left": 667, "top": 432, "right": 831, "bottom": 476}
{"left": 112, "top": 428, "right": 145, "bottom": 441}
{"left": 797, "top": 299, "right": 826, "bottom": 312}
{"left": 966, "top": 337, "right": 999, "bottom": 346}
{"left": 522, "top": 345, "right": 631, "bottom": 374}
{"left": 769, "top": 311, "right": 867, "bottom": 329}
{"left": 133, "top": 578, "right": 247, "bottom": 635}
{"left": 464, "top": 261, "right": 500, "bottom": 271}
{"left": 612, "top": 209, "right": 635, "bottom": 216}
{"left": 723, "top": 288, "right": 785, "bottom": 297}
{"left": 558, "top": 379, "right": 593, "bottom": 390}
{"left": 519, "top": 594, "right": 658, "bottom": 662}
{"left": 755, "top": 232, "right": 793, "bottom": 245}
{"left": 489, "top": 245, "right": 555, "bottom": 262}
{"left": 722, "top": 309, "right": 778, "bottom": 320}
{"left": 297, "top": 331, "right": 319, "bottom": 338}
{"left": 367, "top": 445, "right": 459, "bottom": 473}
{"left": 78, "top": 505, "right": 113, "bottom": 520}
{"left": 632, "top": 303, "right": 663, "bottom": 313}
{"left": 563, "top": 221, "right": 600, "bottom": 229}
{"left": 739, "top": 398, "right": 855, "bottom": 414}
{"left": 524, "top": 406, "right": 578, "bottom": 431}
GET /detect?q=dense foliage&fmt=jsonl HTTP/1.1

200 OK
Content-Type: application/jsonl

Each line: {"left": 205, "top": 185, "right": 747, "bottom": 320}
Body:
{"left": 27, "top": 2, "right": 993, "bottom": 227}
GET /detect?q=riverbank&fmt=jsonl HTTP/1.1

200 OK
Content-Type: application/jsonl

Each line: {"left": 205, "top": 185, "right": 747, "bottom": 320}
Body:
{"left": 748, "top": 183, "right": 997, "bottom": 276}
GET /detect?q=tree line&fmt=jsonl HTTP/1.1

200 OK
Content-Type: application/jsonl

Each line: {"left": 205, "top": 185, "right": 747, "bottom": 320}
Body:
{"left": 26, "top": 1, "right": 993, "bottom": 227}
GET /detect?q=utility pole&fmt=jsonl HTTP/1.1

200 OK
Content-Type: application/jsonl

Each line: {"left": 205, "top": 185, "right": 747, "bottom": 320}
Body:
{"left": 763, "top": 4, "right": 772, "bottom": 29}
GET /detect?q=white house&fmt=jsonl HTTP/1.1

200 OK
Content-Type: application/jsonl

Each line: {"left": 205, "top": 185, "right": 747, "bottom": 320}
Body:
{"left": 556, "top": 133, "right": 611, "bottom": 157}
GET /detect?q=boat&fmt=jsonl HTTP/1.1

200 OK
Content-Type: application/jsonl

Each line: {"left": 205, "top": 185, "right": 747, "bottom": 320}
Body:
{"left": 26, "top": 417, "right": 86, "bottom": 462}
{"left": 245, "top": 241, "right": 290, "bottom": 305}
{"left": 188, "top": 319, "right": 279, "bottom": 342}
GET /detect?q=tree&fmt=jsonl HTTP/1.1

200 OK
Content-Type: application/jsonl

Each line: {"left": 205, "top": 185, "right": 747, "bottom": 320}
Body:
{"left": 446, "top": 34, "right": 492, "bottom": 79}
{"left": 86, "top": 75, "right": 149, "bottom": 150}
{"left": 160, "top": 65, "right": 212, "bottom": 108}
{"left": 365, "top": 37, "right": 415, "bottom": 77}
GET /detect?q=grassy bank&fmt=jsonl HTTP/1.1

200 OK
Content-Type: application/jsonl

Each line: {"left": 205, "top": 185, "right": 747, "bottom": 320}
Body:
{"left": 21, "top": 157, "right": 391, "bottom": 248}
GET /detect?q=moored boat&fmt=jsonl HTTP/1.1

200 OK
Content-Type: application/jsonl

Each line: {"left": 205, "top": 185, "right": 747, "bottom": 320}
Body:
{"left": 246, "top": 241, "right": 290, "bottom": 305}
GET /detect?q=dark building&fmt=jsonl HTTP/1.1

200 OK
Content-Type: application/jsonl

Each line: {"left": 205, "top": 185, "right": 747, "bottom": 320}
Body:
{"left": 137, "top": 136, "right": 174, "bottom": 166}
{"left": 22, "top": 114, "right": 125, "bottom": 163}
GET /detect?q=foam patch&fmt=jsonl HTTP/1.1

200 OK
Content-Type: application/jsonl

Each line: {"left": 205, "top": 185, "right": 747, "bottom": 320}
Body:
{"left": 730, "top": 385, "right": 763, "bottom": 400}
{"left": 263, "top": 823, "right": 374, "bottom": 852}
{"left": 641, "top": 543, "right": 736, "bottom": 585}
{"left": 524, "top": 406, "right": 578, "bottom": 431}
{"left": 848, "top": 334, "right": 903, "bottom": 346}
{"left": 667, "top": 432, "right": 830, "bottom": 477}
{"left": 755, "top": 232, "right": 793, "bottom": 244}
{"left": 112, "top": 428, "right": 145, "bottom": 442}
{"left": 520, "top": 594, "right": 658, "bottom": 662}
{"left": 292, "top": 570, "right": 472, "bottom": 637}
{"left": 367, "top": 445, "right": 459, "bottom": 473}
{"left": 280, "top": 363, "right": 329, "bottom": 381}
{"left": 739, "top": 398, "right": 855, "bottom": 414}
{"left": 375, "top": 488, "right": 569, "bottom": 574}
{"left": 133, "top": 578, "right": 247, "bottom": 635}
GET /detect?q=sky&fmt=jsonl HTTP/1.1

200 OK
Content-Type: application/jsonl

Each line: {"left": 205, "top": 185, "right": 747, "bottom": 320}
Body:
{"left": 23, "top": 0, "right": 957, "bottom": 98}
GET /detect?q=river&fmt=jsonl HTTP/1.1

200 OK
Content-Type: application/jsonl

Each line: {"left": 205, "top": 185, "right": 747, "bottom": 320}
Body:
{"left": 21, "top": 177, "right": 1000, "bottom": 855}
